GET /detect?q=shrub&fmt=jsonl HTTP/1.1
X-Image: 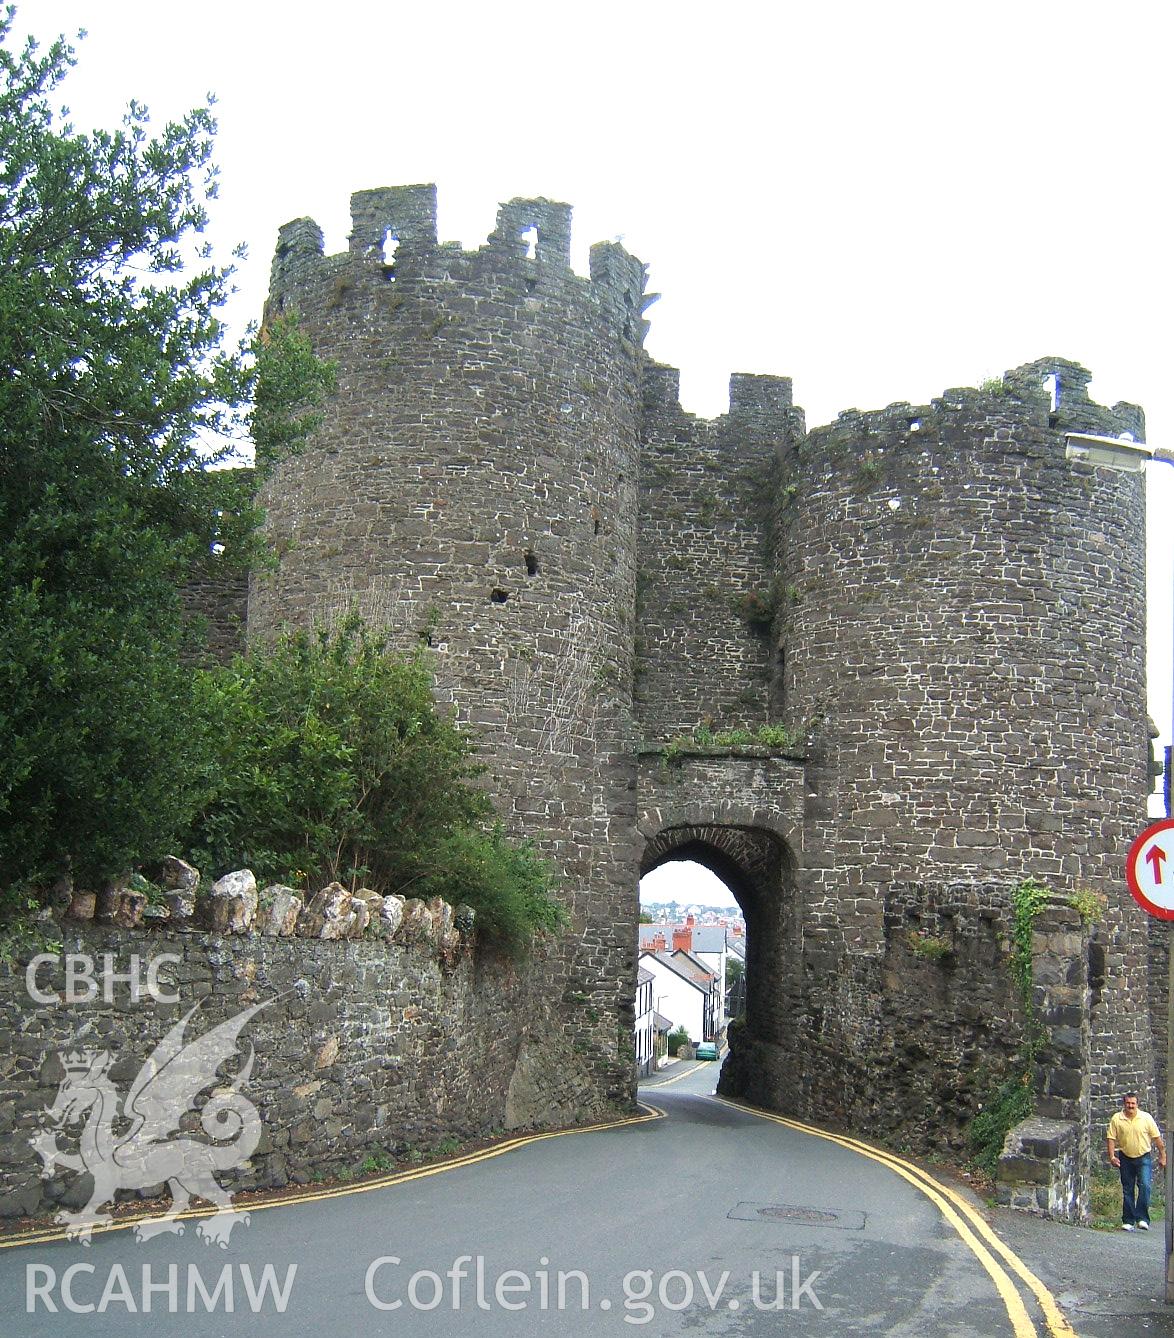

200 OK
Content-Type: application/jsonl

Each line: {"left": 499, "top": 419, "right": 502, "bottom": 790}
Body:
{"left": 755, "top": 724, "right": 794, "bottom": 748}
{"left": 667, "top": 1026, "right": 690, "bottom": 1057}
{"left": 907, "top": 931, "right": 952, "bottom": 962}
{"left": 968, "top": 1070, "right": 1033, "bottom": 1176}
{"left": 406, "top": 824, "right": 564, "bottom": 957}
{"left": 1068, "top": 886, "right": 1107, "bottom": 926}
{"left": 735, "top": 590, "right": 776, "bottom": 630}
{"left": 659, "top": 722, "right": 795, "bottom": 765}
{"left": 183, "top": 615, "right": 563, "bottom": 955}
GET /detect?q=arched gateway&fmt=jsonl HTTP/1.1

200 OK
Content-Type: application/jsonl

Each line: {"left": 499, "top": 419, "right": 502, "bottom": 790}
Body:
{"left": 229, "top": 183, "right": 1155, "bottom": 1187}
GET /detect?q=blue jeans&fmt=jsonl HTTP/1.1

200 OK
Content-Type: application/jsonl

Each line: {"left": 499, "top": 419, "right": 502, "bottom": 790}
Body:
{"left": 1120, "top": 1152, "right": 1153, "bottom": 1225}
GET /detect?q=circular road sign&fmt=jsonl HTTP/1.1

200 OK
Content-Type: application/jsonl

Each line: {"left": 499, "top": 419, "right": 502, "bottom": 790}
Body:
{"left": 1126, "top": 818, "right": 1174, "bottom": 920}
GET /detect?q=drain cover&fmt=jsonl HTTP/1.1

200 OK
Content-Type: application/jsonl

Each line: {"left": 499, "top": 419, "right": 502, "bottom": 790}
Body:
{"left": 758, "top": 1205, "right": 839, "bottom": 1224}
{"left": 728, "top": 1201, "right": 866, "bottom": 1231}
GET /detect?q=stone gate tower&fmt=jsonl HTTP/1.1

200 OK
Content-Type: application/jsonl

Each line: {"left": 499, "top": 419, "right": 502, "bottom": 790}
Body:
{"left": 249, "top": 184, "right": 1154, "bottom": 1150}
{"left": 250, "top": 186, "right": 648, "bottom": 1122}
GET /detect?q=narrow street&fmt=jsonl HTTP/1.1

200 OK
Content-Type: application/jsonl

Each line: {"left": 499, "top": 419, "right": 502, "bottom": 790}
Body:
{"left": 1, "top": 1056, "right": 1138, "bottom": 1336}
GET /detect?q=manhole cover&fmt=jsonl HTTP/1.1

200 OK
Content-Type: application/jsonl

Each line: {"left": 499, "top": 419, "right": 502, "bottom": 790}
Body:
{"left": 728, "top": 1201, "right": 867, "bottom": 1231}
{"left": 757, "top": 1205, "right": 840, "bottom": 1225}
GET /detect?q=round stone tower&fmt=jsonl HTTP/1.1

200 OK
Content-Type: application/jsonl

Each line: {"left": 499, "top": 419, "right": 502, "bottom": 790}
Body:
{"left": 250, "top": 185, "right": 649, "bottom": 1123}
{"left": 763, "top": 359, "right": 1151, "bottom": 1128}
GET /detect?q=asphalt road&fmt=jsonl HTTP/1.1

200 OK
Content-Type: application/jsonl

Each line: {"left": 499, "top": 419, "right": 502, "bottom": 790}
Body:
{"left": 0, "top": 1057, "right": 1143, "bottom": 1336}
{"left": 992, "top": 1199, "right": 1174, "bottom": 1337}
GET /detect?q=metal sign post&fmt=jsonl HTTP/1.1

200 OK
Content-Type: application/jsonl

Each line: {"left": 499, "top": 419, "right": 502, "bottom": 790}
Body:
{"left": 1158, "top": 887, "right": 1174, "bottom": 1302}
{"left": 1125, "top": 819, "right": 1174, "bottom": 1301}
{"left": 1067, "top": 426, "right": 1174, "bottom": 1299}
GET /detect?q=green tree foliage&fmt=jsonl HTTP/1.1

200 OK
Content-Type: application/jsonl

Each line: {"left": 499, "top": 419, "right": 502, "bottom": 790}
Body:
{"left": 0, "top": 13, "right": 333, "bottom": 905}
{"left": 185, "top": 618, "right": 565, "bottom": 956}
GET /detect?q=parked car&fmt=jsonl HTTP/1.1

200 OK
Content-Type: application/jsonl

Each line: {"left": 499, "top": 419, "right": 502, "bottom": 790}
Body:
{"left": 695, "top": 1041, "right": 718, "bottom": 1060}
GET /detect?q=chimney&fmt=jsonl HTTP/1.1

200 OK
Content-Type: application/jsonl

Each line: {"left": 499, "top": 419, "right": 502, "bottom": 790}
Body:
{"left": 672, "top": 926, "right": 693, "bottom": 953}
{"left": 686, "top": 914, "right": 695, "bottom": 928}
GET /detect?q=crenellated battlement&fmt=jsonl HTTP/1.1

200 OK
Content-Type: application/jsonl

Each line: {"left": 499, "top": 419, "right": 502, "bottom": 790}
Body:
{"left": 1007, "top": 355, "right": 1145, "bottom": 440}
{"left": 798, "top": 357, "right": 1143, "bottom": 469}
{"left": 348, "top": 182, "right": 439, "bottom": 256}
{"left": 640, "top": 363, "right": 800, "bottom": 436}
{"left": 266, "top": 184, "right": 649, "bottom": 347}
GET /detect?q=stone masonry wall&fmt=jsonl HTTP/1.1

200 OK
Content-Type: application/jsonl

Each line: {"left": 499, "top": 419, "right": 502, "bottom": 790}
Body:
{"left": 174, "top": 181, "right": 1155, "bottom": 1157}
{"left": 179, "top": 559, "right": 247, "bottom": 666}
{"left": 177, "top": 467, "right": 254, "bottom": 666}
{"left": 635, "top": 366, "right": 803, "bottom": 742}
{"left": 720, "top": 879, "right": 1027, "bottom": 1150}
{"left": 0, "top": 925, "right": 526, "bottom": 1220}
{"left": 637, "top": 751, "right": 805, "bottom": 1060}
{"left": 998, "top": 899, "right": 1092, "bottom": 1222}
{"left": 772, "top": 363, "right": 1151, "bottom": 1125}
{"left": 247, "top": 188, "right": 647, "bottom": 1127}
{"left": 636, "top": 760, "right": 1030, "bottom": 1150}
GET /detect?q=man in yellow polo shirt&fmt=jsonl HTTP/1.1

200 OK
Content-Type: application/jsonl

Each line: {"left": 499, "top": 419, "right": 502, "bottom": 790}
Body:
{"left": 1107, "top": 1092, "right": 1167, "bottom": 1231}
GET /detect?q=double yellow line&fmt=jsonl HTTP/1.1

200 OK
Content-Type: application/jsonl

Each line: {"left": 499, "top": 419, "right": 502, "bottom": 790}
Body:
{"left": 713, "top": 1096, "right": 1078, "bottom": 1338}
{"left": 0, "top": 1089, "right": 1085, "bottom": 1338}
{"left": 0, "top": 1103, "right": 666, "bottom": 1251}
{"left": 641, "top": 1061, "right": 707, "bottom": 1089}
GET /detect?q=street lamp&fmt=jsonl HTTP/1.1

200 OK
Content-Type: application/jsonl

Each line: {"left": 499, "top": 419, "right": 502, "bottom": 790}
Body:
{"left": 1065, "top": 431, "right": 1174, "bottom": 1299}
{"left": 1065, "top": 432, "right": 1174, "bottom": 471}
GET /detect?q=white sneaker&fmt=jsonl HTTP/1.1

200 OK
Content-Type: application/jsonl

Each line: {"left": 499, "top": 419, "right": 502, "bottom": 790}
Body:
{"left": 1122, "top": 1224, "right": 1135, "bottom": 1231}
{"left": 1138, "top": 1221, "right": 1150, "bottom": 1231}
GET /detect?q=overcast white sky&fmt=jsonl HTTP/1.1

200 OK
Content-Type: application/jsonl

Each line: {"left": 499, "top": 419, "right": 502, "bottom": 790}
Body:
{"left": 21, "top": 2, "right": 1173, "bottom": 902}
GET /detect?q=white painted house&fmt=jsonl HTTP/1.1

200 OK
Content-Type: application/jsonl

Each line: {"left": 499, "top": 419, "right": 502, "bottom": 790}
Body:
{"left": 640, "top": 920, "right": 730, "bottom": 1039}
{"left": 687, "top": 926, "right": 730, "bottom": 1037}
{"left": 638, "top": 949, "right": 717, "bottom": 1044}
{"left": 635, "top": 966, "right": 655, "bottom": 1077}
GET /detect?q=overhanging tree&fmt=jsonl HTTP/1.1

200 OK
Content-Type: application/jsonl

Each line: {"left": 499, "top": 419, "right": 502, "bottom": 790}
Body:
{"left": 0, "top": 10, "right": 333, "bottom": 905}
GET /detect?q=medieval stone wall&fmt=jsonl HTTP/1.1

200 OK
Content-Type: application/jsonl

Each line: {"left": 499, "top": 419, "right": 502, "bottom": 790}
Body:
{"left": 172, "top": 183, "right": 1154, "bottom": 1157}
{"left": 636, "top": 751, "right": 806, "bottom": 1060}
{"left": 246, "top": 187, "right": 647, "bottom": 1124}
{"left": 179, "top": 557, "right": 247, "bottom": 666}
{"left": 770, "top": 365, "right": 1151, "bottom": 1126}
{"left": 0, "top": 925, "right": 527, "bottom": 1220}
{"left": 719, "top": 878, "right": 1028, "bottom": 1150}
{"left": 635, "top": 367, "right": 802, "bottom": 742}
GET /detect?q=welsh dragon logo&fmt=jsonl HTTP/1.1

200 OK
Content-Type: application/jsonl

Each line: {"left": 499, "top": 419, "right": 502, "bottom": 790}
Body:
{"left": 31, "top": 999, "right": 268, "bottom": 1246}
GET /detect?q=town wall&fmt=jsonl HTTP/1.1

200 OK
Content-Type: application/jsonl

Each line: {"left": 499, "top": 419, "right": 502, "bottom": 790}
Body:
{"left": 771, "top": 365, "right": 1151, "bottom": 1130}
{"left": 170, "top": 184, "right": 1154, "bottom": 1157}
{"left": 721, "top": 879, "right": 1028, "bottom": 1150}
{"left": 247, "top": 187, "right": 647, "bottom": 1125}
{"left": 0, "top": 924, "right": 528, "bottom": 1220}
{"left": 179, "top": 555, "right": 247, "bottom": 666}
{"left": 635, "top": 366, "right": 802, "bottom": 740}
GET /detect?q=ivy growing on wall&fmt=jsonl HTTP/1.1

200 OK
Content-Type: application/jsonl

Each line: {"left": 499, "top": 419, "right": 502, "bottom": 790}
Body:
{"left": 1010, "top": 876, "right": 1051, "bottom": 1001}
{"left": 968, "top": 877, "right": 1104, "bottom": 1176}
{"left": 967, "top": 877, "right": 1049, "bottom": 1174}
